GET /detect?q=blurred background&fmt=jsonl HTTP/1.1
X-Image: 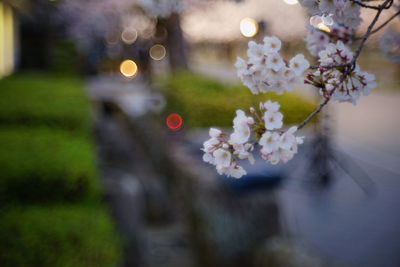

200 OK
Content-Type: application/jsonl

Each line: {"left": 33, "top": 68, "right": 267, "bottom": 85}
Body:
{"left": 0, "top": 0, "right": 399, "bottom": 266}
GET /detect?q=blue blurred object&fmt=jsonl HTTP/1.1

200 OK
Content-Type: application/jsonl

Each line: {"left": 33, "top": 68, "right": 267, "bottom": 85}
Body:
{"left": 188, "top": 132, "right": 285, "bottom": 194}
{"left": 217, "top": 154, "right": 284, "bottom": 194}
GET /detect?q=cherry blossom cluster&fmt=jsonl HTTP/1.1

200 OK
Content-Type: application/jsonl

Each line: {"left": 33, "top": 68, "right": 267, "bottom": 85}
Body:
{"left": 235, "top": 36, "right": 310, "bottom": 95}
{"left": 202, "top": 101, "right": 303, "bottom": 178}
{"left": 299, "top": 0, "right": 362, "bottom": 29}
{"left": 305, "top": 41, "right": 376, "bottom": 104}
{"left": 305, "top": 23, "right": 353, "bottom": 56}
{"left": 202, "top": 109, "right": 255, "bottom": 178}
{"left": 258, "top": 101, "right": 304, "bottom": 165}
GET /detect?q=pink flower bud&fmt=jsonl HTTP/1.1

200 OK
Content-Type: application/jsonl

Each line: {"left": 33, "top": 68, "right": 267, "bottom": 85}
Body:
{"left": 247, "top": 117, "right": 255, "bottom": 125}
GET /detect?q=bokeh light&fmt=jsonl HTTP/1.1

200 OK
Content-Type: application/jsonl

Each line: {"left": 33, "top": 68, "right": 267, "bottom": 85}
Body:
{"left": 121, "top": 27, "right": 138, "bottom": 45}
{"left": 240, "top": 18, "right": 258, "bottom": 38}
{"left": 283, "top": 0, "right": 298, "bottom": 5}
{"left": 310, "top": 15, "right": 323, "bottom": 27}
{"left": 119, "top": 60, "right": 138, "bottom": 78}
{"left": 166, "top": 113, "right": 183, "bottom": 130}
{"left": 310, "top": 15, "right": 331, "bottom": 33}
{"left": 317, "top": 23, "right": 331, "bottom": 33}
{"left": 149, "top": 44, "right": 166, "bottom": 61}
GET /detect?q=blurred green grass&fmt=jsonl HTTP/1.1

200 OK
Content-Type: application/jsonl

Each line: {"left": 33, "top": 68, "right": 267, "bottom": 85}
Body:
{"left": 0, "top": 73, "right": 90, "bottom": 134}
{"left": 162, "top": 71, "right": 316, "bottom": 128}
{"left": 0, "top": 205, "right": 121, "bottom": 267}
{"left": 0, "top": 126, "right": 98, "bottom": 204}
{"left": 0, "top": 73, "right": 121, "bottom": 266}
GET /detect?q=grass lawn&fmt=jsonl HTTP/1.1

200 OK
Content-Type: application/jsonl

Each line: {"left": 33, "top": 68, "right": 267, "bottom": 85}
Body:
{"left": 162, "top": 71, "right": 316, "bottom": 128}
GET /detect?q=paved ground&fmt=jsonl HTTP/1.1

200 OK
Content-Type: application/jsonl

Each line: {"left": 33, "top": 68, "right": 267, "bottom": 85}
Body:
{"left": 277, "top": 94, "right": 400, "bottom": 267}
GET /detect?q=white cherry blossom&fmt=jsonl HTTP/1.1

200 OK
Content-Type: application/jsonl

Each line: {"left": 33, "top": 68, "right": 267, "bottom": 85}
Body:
{"left": 263, "top": 100, "right": 280, "bottom": 112}
{"left": 269, "top": 148, "right": 295, "bottom": 164}
{"left": 235, "top": 36, "right": 310, "bottom": 95}
{"left": 266, "top": 53, "right": 285, "bottom": 72}
{"left": 299, "top": 0, "right": 362, "bottom": 29}
{"left": 209, "top": 128, "right": 222, "bottom": 138}
{"left": 202, "top": 137, "right": 219, "bottom": 153}
{"left": 289, "top": 54, "right": 310, "bottom": 76}
{"left": 306, "top": 41, "right": 376, "bottom": 105}
{"left": 217, "top": 164, "right": 247, "bottom": 179}
{"left": 202, "top": 152, "right": 215, "bottom": 164}
{"left": 203, "top": 0, "right": 386, "bottom": 178}
{"left": 281, "top": 67, "right": 297, "bottom": 84}
{"left": 259, "top": 131, "right": 280, "bottom": 154}
{"left": 213, "top": 148, "right": 231, "bottom": 168}
{"left": 202, "top": 99, "right": 304, "bottom": 177}
{"left": 263, "top": 110, "right": 283, "bottom": 130}
{"left": 230, "top": 110, "right": 253, "bottom": 144}
{"left": 263, "top": 36, "right": 282, "bottom": 53}
{"left": 305, "top": 23, "right": 353, "bottom": 57}
{"left": 279, "top": 126, "right": 298, "bottom": 150}
{"left": 232, "top": 143, "right": 255, "bottom": 165}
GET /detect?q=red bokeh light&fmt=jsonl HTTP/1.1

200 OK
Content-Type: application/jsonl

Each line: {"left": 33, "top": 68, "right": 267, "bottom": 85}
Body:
{"left": 166, "top": 113, "right": 183, "bottom": 130}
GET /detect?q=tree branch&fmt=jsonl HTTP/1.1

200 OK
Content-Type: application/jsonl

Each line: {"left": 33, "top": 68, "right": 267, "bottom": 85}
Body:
{"left": 297, "top": 0, "right": 393, "bottom": 130}
{"left": 351, "top": 0, "right": 381, "bottom": 9}
{"left": 309, "top": 63, "right": 351, "bottom": 70}
{"left": 351, "top": 0, "right": 393, "bottom": 9}
{"left": 354, "top": 10, "right": 400, "bottom": 41}
{"left": 362, "top": 9, "right": 400, "bottom": 38}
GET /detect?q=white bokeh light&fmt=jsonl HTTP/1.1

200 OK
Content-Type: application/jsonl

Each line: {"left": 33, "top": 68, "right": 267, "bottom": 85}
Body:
{"left": 240, "top": 18, "right": 258, "bottom": 38}
{"left": 283, "top": 0, "right": 298, "bottom": 5}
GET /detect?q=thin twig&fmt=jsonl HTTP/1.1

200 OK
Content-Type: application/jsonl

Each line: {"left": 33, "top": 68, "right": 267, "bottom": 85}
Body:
{"left": 309, "top": 63, "right": 351, "bottom": 70}
{"left": 351, "top": 0, "right": 393, "bottom": 9}
{"left": 355, "top": 10, "right": 400, "bottom": 40}
{"left": 351, "top": 0, "right": 380, "bottom": 9}
{"left": 297, "top": 97, "right": 330, "bottom": 130}
{"left": 354, "top": 10, "right": 400, "bottom": 40}
{"left": 297, "top": 0, "right": 393, "bottom": 131}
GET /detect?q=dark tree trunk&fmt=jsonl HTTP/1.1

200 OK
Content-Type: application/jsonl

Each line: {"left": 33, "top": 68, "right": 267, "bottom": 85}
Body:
{"left": 161, "top": 13, "right": 188, "bottom": 71}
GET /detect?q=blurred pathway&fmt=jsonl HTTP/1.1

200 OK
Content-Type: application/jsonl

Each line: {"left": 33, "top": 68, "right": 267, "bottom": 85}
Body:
{"left": 88, "top": 76, "right": 195, "bottom": 267}
{"left": 278, "top": 90, "right": 400, "bottom": 266}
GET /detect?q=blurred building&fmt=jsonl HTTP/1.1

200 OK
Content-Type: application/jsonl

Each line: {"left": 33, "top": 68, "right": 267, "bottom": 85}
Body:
{"left": 0, "top": 0, "right": 21, "bottom": 78}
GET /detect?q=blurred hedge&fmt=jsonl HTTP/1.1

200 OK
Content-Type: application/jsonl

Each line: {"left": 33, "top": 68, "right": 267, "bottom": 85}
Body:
{"left": 0, "top": 73, "right": 122, "bottom": 266}
{"left": 0, "top": 205, "right": 121, "bottom": 267}
{"left": 49, "top": 40, "right": 81, "bottom": 75}
{"left": 162, "top": 71, "right": 316, "bottom": 128}
{"left": 0, "top": 126, "right": 98, "bottom": 204}
{"left": 0, "top": 73, "right": 90, "bottom": 133}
